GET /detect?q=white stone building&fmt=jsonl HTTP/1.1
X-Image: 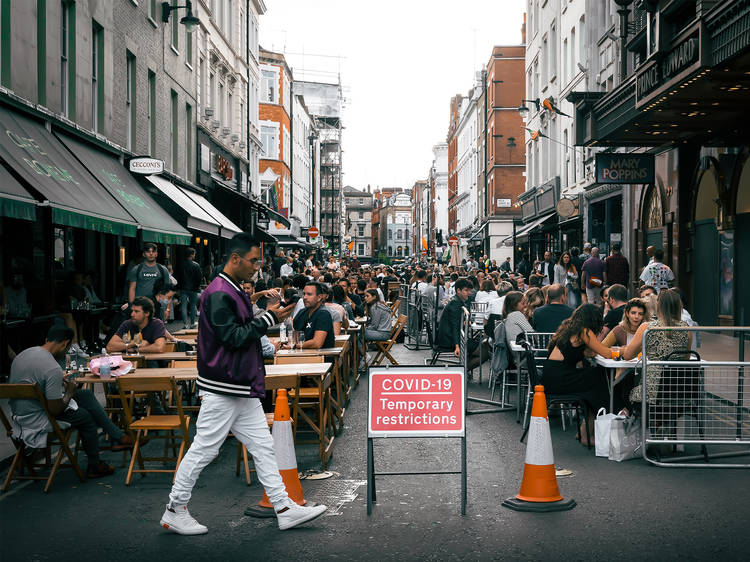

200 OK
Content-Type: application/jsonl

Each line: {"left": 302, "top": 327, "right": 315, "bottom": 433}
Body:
{"left": 455, "top": 78, "right": 481, "bottom": 257}
{"left": 431, "top": 142, "right": 449, "bottom": 255}
{"left": 291, "top": 94, "right": 315, "bottom": 228}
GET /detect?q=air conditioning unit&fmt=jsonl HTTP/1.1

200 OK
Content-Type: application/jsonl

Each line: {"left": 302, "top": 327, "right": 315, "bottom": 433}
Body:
{"left": 204, "top": 107, "right": 214, "bottom": 118}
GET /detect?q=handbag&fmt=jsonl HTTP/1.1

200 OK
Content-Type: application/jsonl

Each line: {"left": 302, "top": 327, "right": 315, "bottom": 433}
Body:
{"left": 609, "top": 414, "right": 643, "bottom": 461}
{"left": 594, "top": 407, "right": 617, "bottom": 458}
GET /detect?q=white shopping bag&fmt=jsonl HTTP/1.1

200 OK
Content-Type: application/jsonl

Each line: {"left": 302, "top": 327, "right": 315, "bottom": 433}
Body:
{"left": 594, "top": 407, "right": 617, "bottom": 457}
{"left": 609, "top": 414, "right": 643, "bottom": 461}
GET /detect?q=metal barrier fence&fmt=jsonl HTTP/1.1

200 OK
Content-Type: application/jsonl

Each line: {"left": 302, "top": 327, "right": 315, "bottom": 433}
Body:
{"left": 404, "top": 284, "right": 428, "bottom": 349}
{"left": 641, "top": 326, "right": 750, "bottom": 468}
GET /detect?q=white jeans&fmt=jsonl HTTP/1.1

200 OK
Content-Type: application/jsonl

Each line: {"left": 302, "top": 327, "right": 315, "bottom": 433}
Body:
{"left": 168, "top": 392, "right": 289, "bottom": 509}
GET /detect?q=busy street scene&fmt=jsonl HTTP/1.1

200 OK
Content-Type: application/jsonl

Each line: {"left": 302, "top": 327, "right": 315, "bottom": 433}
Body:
{"left": 1, "top": 0, "right": 750, "bottom": 560}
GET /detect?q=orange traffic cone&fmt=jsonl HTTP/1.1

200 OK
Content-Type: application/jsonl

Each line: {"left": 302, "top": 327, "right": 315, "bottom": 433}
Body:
{"left": 502, "top": 385, "right": 576, "bottom": 512}
{"left": 245, "top": 389, "right": 306, "bottom": 518}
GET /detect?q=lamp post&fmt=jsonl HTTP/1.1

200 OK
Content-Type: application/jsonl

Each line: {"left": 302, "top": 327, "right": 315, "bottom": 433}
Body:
{"left": 614, "top": 0, "right": 635, "bottom": 82}
{"left": 517, "top": 98, "right": 541, "bottom": 117}
{"left": 161, "top": 1, "right": 200, "bottom": 32}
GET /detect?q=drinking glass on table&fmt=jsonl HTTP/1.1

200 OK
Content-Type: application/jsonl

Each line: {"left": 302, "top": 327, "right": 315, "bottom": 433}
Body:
{"left": 133, "top": 332, "right": 142, "bottom": 355}
{"left": 122, "top": 331, "right": 131, "bottom": 353}
{"left": 296, "top": 331, "right": 305, "bottom": 349}
{"left": 290, "top": 329, "right": 299, "bottom": 350}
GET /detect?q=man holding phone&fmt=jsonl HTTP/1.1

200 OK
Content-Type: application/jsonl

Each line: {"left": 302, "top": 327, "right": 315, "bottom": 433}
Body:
{"left": 160, "top": 234, "right": 327, "bottom": 535}
{"left": 9, "top": 326, "right": 135, "bottom": 478}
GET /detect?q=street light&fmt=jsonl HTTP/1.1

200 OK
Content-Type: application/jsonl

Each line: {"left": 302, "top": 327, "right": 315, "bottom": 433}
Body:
{"left": 518, "top": 98, "right": 541, "bottom": 117}
{"left": 162, "top": 1, "right": 200, "bottom": 33}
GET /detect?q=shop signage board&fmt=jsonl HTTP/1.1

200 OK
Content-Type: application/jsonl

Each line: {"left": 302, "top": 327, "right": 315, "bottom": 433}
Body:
{"left": 129, "top": 157, "right": 164, "bottom": 175}
{"left": 595, "top": 153, "right": 655, "bottom": 184}
{"left": 367, "top": 366, "right": 466, "bottom": 515}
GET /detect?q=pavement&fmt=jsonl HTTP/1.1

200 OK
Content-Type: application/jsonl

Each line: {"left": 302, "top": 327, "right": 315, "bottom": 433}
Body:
{"left": 1, "top": 333, "right": 750, "bottom": 560}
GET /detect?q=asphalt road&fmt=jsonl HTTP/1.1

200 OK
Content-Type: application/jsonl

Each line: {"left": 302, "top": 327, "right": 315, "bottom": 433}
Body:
{"left": 2, "top": 345, "right": 750, "bottom": 561}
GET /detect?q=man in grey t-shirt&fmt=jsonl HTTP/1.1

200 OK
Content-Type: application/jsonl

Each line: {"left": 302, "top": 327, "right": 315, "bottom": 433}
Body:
{"left": 127, "top": 242, "right": 169, "bottom": 303}
{"left": 9, "top": 326, "right": 135, "bottom": 477}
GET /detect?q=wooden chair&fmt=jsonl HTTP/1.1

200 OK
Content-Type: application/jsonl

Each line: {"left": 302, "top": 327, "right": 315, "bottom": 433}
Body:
{"left": 163, "top": 342, "right": 177, "bottom": 353}
{"left": 369, "top": 315, "right": 407, "bottom": 367}
{"left": 235, "top": 373, "right": 300, "bottom": 485}
{"left": 168, "top": 360, "right": 199, "bottom": 412}
{"left": 117, "top": 376, "right": 191, "bottom": 485}
{"left": 0, "top": 384, "right": 86, "bottom": 493}
{"left": 273, "top": 355, "right": 334, "bottom": 468}
{"left": 389, "top": 299, "right": 402, "bottom": 318}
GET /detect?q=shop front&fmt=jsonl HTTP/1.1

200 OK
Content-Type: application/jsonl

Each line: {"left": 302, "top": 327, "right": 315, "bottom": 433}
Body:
{"left": 517, "top": 177, "right": 560, "bottom": 260}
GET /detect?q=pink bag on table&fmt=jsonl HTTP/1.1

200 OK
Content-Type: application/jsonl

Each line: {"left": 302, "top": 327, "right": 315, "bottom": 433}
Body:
{"left": 88, "top": 355, "right": 133, "bottom": 378}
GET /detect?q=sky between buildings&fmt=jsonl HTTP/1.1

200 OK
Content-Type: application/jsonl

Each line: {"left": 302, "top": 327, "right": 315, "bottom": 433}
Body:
{"left": 260, "top": 0, "right": 526, "bottom": 192}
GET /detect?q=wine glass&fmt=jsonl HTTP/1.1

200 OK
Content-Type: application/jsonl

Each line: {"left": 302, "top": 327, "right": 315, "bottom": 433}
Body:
{"left": 133, "top": 332, "right": 142, "bottom": 355}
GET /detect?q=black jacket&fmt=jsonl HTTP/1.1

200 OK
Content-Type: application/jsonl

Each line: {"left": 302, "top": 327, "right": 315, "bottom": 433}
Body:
{"left": 532, "top": 303, "right": 573, "bottom": 334}
{"left": 436, "top": 296, "right": 468, "bottom": 350}
{"left": 182, "top": 260, "right": 203, "bottom": 292}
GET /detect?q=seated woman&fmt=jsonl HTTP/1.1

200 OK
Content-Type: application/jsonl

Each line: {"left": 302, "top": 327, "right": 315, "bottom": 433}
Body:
{"left": 474, "top": 280, "right": 496, "bottom": 304}
{"left": 502, "top": 291, "right": 533, "bottom": 344}
{"left": 603, "top": 298, "right": 649, "bottom": 347}
{"left": 543, "top": 304, "right": 618, "bottom": 446}
{"left": 363, "top": 289, "right": 392, "bottom": 341}
{"left": 621, "top": 289, "right": 689, "bottom": 409}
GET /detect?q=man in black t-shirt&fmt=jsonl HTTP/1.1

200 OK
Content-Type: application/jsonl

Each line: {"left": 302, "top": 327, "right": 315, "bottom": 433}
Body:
{"left": 106, "top": 297, "right": 167, "bottom": 354}
{"left": 600, "top": 284, "right": 628, "bottom": 339}
{"left": 293, "top": 282, "right": 335, "bottom": 349}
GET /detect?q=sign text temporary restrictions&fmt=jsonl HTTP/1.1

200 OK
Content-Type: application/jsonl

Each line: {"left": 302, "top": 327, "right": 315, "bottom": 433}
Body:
{"left": 595, "top": 153, "right": 655, "bottom": 184}
{"left": 368, "top": 367, "right": 465, "bottom": 438}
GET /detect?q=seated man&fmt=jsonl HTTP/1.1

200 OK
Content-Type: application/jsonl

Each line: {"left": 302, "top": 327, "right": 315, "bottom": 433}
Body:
{"left": 106, "top": 296, "right": 167, "bottom": 355}
{"left": 436, "top": 278, "right": 484, "bottom": 370}
{"left": 532, "top": 284, "right": 574, "bottom": 334}
{"left": 9, "top": 326, "right": 135, "bottom": 477}
{"left": 293, "top": 282, "right": 335, "bottom": 350}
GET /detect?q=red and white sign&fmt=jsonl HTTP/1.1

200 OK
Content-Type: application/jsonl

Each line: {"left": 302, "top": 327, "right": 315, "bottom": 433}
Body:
{"left": 448, "top": 235, "right": 459, "bottom": 246}
{"left": 308, "top": 227, "right": 319, "bottom": 238}
{"left": 421, "top": 249, "right": 427, "bottom": 256}
{"left": 368, "top": 367, "right": 465, "bottom": 437}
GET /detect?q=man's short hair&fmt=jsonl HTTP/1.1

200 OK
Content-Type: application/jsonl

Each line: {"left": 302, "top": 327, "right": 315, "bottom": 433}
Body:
{"left": 131, "top": 296, "right": 154, "bottom": 318}
{"left": 186, "top": 247, "right": 196, "bottom": 258}
{"left": 305, "top": 281, "right": 325, "bottom": 296}
{"left": 143, "top": 242, "right": 158, "bottom": 253}
{"left": 293, "top": 274, "right": 308, "bottom": 290}
{"left": 654, "top": 248, "right": 665, "bottom": 261}
{"left": 611, "top": 242, "right": 621, "bottom": 253}
{"left": 639, "top": 285, "right": 656, "bottom": 296}
{"left": 46, "top": 325, "right": 74, "bottom": 344}
{"left": 608, "top": 284, "right": 628, "bottom": 303}
{"left": 227, "top": 233, "right": 261, "bottom": 257}
{"left": 453, "top": 278, "right": 473, "bottom": 292}
{"left": 547, "top": 284, "right": 566, "bottom": 302}
{"left": 357, "top": 279, "right": 367, "bottom": 291}
{"left": 416, "top": 270, "right": 426, "bottom": 279}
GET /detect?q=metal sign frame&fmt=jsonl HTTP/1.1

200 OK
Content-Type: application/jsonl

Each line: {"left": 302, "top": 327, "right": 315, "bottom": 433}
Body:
{"left": 367, "top": 364, "right": 467, "bottom": 516}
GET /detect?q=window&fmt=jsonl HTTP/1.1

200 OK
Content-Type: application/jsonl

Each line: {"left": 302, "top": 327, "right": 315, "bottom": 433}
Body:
{"left": 388, "top": 247, "right": 393, "bottom": 256}
{"left": 549, "top": 24, "right": 557, "bottom": 79}
{"left": 358, "top": 211, "right": 363, "bottom": 219}
{"left": 227, "top": 0, "right": 233, "bottom": 44}
{"left": 197, "top": 56, "right": 204, "bottom": 117}
{"left": 562, "top": 38, "right": 568, "bottom": 83}
{"left": 388, "top": 230, "right": 392, "bottom": 239}
{"left": 261, "top": 69, "right": 276, "bottom": 103}
{"left": 570, "top": 27, "right": 576, "bottom": 76}
{"left": 396, "top": 229, "right": 402, "bottom": 240}
{"left": 1, "top": 0, "right": 11, "bottom": 88}
{"left": 126, "top": 51, "right": 136, "bottom": 151}
{"left": 283, "top": 127, "right": 290, "bottom": 165}
{"left": 92, "top": 22, "right": 103, "bottom": 132}
{"left": 261, "top": 126, "right": 275, "bottom": 158}
{"left": 170, "top": 0, "right": 178, "bottom": 51}
{"left": 578, "top": 16, "right": 585, "bottom": 69}
{"left": 149, "top": 0, "right": 157, "bottom": 21}
{"left": 218, "top": 81, "right": 225, "bottom": 125}
{"left": 358, "top": 224, "right": 365, "bottom": 237}
{"left": 209, "top": 71, "right": 215, "bottom": 113}
{"left": 148, "top": 70, "right": 156, "bottom": 155}
{"left": 186, "top": 103, "right": 192, "bottom": 180}
{"left": 227, "top": 91, "right": 232, "bottom": 130}
{"left": 358, "top": 243, "right": 365, "bottom": 256}
{"left": 170, "top": 90, "right": 178, "bottom": 171}
{"left": 186, "top": 18, "right": 192, "bottom": 66}
{"left": 541, "top": 34, "right": 548, "bottom": 86}
{"left": 61, "top": 1, "right": 69, "bottom": 115}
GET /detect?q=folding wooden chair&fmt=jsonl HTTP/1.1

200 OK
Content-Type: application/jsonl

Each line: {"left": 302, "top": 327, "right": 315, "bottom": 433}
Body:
{"left": 389, "top": 299, "right": 402, "bottom": 318}
{"left": 369, "top": 315, "right": 407, "bottom": 366}
{"left": 235, "top": 373, "right": 301, "bottom": 485}
{"left": 0, "top": 384, "right": 86, "bottom": 493}
{"left": 117, "top": 376, "right": 191, "bottom": 485}
{"left": 168, "top": 360, "right": 199, "bottom": 412}
{"left": 163, "top": 342, "right": 177, "bottom": 352}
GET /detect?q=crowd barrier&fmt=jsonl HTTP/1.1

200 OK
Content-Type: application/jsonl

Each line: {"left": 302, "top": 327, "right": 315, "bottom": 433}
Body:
{"left": 641, "top": 326, "right": 750, "bottom": 468}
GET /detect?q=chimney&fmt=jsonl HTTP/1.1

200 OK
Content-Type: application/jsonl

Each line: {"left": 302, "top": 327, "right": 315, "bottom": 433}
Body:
{"left": 521, "top": 13, "right": 527, "bottom": 45}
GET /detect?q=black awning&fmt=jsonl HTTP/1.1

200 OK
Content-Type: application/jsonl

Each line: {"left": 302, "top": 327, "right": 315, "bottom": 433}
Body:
{"left": 0, "top": 106, "right": 137, "bottom": 236}
{"left": 0, "top": 162, "right": 36, "bottom": 221}
{"left": 145, "top": 175, "right": 221, "bottom": 236}
{"left": 56, "top": 132, "right": 192, "bottom": 245}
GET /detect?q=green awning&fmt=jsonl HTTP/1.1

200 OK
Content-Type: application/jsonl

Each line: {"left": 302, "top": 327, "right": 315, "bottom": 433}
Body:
{"left": 0, "top": 163, "right": 36, "bottom": 220}
{"left": 56, "top": 132, "right": 192, "bottom": 245}
{"left": 0, "top": 105, "right": 137, "bottom": 236}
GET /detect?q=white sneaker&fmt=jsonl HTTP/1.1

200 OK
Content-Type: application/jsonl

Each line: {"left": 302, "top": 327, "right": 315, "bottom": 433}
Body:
{"left": 276, "top": 502, "right": 327, "bottom": 531}
{"left": 160, "top": 505, "right": 208, "bottom": 535}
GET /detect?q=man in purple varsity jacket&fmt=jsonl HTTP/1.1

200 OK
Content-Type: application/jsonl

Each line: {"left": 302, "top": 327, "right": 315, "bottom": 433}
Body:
{"left": 160, "top": 234, "right": 327, "bottom": 535}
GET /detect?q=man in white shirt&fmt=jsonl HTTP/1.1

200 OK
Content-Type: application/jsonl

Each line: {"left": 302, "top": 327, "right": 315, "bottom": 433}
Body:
{"left": 279, "top": 257, "right": 294, "bottom": 278}
{"left": 639, "top": 248, "right": 674, "bottom": 293}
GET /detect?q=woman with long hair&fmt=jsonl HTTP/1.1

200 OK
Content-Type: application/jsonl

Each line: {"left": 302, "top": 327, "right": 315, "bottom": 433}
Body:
{"left": 554, "top": 251, "right": 580, "bottom": 308}
{"left": 543, "top": 303, "right": 617, "bottom": 446}
{"left": 475, "top": 279, "right": 496, "bottom": 303}
{"left": 502, "top": 291, "right": 534, "bottom": 345}
{"left": 603, "top": 298, "right": 649, "bottom": 347}
{"left": 622, "top": 289, "right": 689, "bottom": 405}
{"left": 363, "top": 288, "right": 392, "bottom": 341}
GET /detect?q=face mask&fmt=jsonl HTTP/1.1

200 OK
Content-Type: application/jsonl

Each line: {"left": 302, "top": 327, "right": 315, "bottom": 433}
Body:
{"left": 159, "top": 298, "right": 170, "bottom": 307}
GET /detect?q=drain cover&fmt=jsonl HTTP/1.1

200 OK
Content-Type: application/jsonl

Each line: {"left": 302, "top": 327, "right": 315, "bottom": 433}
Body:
{"left": 310, "top": 479, "right": 366, "bottom": 516}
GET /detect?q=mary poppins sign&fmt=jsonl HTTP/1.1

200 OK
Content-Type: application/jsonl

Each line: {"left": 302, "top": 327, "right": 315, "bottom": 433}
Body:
{"left": 595, "top": 154, "right": 654, "bottom": 184}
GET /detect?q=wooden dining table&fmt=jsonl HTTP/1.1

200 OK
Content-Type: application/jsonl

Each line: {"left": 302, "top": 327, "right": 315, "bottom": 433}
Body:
{"left": 173, "top": 328, "right": 198, "bottom": 336}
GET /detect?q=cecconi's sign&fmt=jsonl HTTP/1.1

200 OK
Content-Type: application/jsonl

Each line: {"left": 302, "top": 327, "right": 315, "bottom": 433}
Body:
{"left": 129, "top": 157, "right": 164, "bottom": 174}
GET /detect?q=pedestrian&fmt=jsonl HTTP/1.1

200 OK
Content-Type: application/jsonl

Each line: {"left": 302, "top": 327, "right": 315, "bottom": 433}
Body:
{"left": 127, "top": 243, "right": 170, "bottom": 303}
{"left": 536, "top": 251, "right": 555, "bottom": 287}
{"left": 517, "top": 253, "right": 532, "bottom": 281}
{"left": 581, "top": 247, "right": 607, "bottom": 305}
{"left": 160, "top": 234, "right": 326, "bottom": 535}
{"left": 639, "top": 248, "right": 674, "bottom": 293}
{"left": 605, "top": 242, "right": 629, "bottom": 287}
{"left": 500, "top": 257, "right": 511, "bottom": 273}
{"left": 181, "top": 247, "right": 203, "bottom": 330}
{"left": 554, "top": 251, "right": 581, "bottom": 308}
